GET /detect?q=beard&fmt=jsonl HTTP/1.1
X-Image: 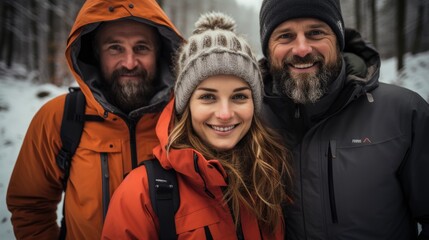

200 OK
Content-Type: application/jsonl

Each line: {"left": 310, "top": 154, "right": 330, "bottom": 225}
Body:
{"left": 270, "top": 51, "right": 342, "bottom": 104}
{"left": 104, "top": 67, "right": 156, "bottom": 114}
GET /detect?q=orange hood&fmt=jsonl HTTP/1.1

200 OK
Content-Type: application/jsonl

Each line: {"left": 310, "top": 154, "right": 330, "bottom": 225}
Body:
{"left": 65, "top": 0, "right": 183, "bottom": 117}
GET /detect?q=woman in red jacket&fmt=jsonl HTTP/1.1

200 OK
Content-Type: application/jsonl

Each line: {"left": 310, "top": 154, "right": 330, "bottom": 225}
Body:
{"left": 102, "top": 12, "right": 292, "bottom": 239}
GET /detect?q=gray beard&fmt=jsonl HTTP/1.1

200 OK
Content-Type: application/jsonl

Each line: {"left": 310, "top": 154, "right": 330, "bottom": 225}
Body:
{"left": 104, "top": 68, "right": 156, "bottom": 114}
{"left": 270, "top": 54, "right": 342, "bottom": 104}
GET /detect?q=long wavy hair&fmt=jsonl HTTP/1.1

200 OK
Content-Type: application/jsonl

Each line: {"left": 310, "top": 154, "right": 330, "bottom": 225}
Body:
{"left": 167, "top": 106, "right": 293, "bottom": 233}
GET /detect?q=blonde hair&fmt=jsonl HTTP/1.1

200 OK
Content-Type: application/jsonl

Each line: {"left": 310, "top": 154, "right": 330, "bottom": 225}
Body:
{"left": 167, "top": 106, "right": 293, "bottom": 233}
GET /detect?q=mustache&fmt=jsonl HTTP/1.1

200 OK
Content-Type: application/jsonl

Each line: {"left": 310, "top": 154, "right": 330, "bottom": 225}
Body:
{"left": 112, "top": 67, "right": 148, "bottom": 79}
{"left": 281, "top": 54, "right": 325, "bottom": 66}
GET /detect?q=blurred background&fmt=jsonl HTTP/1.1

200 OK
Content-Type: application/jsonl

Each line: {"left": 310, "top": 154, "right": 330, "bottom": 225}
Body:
{"left": 0, "top": 0, "right": 428, "bottom": 86}
{"left": 0, "top": 0, "right": 428, "bottom": 238}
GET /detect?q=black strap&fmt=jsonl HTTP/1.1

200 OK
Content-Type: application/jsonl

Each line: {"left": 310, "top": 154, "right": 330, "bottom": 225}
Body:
{"left": 56, "top": 88, "right": 86, "bottom": 240}
{"left": 56, "top": 87, "right": 104, "bottom": 240}
{"left": 143, "top": 159, "right": 179, "bottom": 240}
{"left": 56, "top": 88, "right": 86, "bottom": 189}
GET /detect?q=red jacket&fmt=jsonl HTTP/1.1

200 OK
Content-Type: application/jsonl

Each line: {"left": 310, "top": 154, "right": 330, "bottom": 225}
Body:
{"left": 102, "top": 99, "right": 284, "bottom": 239}
{"left": 6, "top": 0, "right": 183, "bottom": 239}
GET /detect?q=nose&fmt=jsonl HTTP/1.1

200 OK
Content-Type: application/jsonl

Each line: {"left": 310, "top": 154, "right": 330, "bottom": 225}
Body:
{"left": 121, "top": 51, "right": 138, "bottom": 70}
{"left": 215, "top": 102, "right": 234, "bottom": 120}
{"left": 291, "top": 34, "right": 312, "bottom": 57}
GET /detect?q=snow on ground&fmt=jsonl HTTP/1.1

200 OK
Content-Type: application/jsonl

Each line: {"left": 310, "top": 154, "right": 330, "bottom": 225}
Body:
{"left": 0, "top": 52, "right": 428, "bottom": 239}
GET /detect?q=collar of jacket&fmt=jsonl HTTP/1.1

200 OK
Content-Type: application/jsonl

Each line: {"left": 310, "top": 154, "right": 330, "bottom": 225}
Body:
{"left": 262, "top": 58, "right": 347, "bottom": 127}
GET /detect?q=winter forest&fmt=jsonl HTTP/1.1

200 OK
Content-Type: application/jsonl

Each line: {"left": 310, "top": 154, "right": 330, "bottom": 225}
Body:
{"left": 0, "top": 0, "right": 428, "bottom": 87}
{"left": 0, "top": 0, "right": 429, "bottom": 239}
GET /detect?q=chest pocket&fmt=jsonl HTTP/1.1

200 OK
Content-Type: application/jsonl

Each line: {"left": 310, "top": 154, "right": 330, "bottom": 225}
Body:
{"left": 69, "top": 138, "right": 123, "bottom": 221}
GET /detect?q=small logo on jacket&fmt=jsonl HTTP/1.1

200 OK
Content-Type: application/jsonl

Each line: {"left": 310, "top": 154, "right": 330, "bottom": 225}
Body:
{"left": 352, "top": 138, "right": 372, "bottom": 144}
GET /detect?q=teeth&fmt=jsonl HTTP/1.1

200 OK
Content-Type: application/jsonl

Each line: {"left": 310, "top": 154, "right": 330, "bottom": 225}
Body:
{"left": 210, "top": 125, "right": 235, "bottom": 132}
{"left": 293, "top": 63, "right": 314, "bottom": 69}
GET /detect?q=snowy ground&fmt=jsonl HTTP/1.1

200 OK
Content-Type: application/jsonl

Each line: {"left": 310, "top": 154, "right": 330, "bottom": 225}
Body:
{"left": 1, "top": 52, "right": 428, "bottom": 239}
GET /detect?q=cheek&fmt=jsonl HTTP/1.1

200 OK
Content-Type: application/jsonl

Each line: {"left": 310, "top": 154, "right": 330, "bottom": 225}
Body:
{"left": 239, "top": 104, "right": 254, "bottom": 125}
{"left": 140, "top": 54, "right": 157, "bottom": 73}
{"left": 321, "top": 39, "right": 339, "bottom": 64}
{"left": 100, "top": 56, "right": 116, "bottom": 75}
{"left": 269, "top": 45, "right": 289, "bottom": 67}
{"left": 189, "top": 104, "right": 208, "bottom": 128}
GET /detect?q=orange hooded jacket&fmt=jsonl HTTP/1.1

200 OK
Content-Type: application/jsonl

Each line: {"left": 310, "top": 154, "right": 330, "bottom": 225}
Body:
{"left": 101, "top": 99, "right": 285, "bottom": 239}
{"left": 6, "top": 0, "right": 183, "bottom": 239}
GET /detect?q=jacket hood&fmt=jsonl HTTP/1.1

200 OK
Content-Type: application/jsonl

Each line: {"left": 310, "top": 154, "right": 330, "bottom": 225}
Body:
{"left": 65, "top": 0, "right": 184, "bottom": 118}
{"left": 261, "top": 28, "right": 381, "bottom": 123}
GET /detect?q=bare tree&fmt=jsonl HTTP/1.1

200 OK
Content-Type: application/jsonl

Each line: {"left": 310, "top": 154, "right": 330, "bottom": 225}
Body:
{"left": 411, "top": 0, "right": 425, "bottom": 54}
{"left": 370, "top": 0, "right": 377, "bottom": 48}
{"left": 355, "top": 0, "right": 362, "bottom": 32}
{"left": 396, "top": 0, "right": 406, "bottom": 71}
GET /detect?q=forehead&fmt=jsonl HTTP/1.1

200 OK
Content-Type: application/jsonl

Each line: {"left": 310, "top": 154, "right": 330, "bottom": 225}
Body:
{"left": 197, "top": 75, "right": 249, "bottom": 89}
{"left": 273, "top": 18, "right": 332, "bottom": 32}
{"left": 96, "top": 19, "right": 157, "bottom": 42}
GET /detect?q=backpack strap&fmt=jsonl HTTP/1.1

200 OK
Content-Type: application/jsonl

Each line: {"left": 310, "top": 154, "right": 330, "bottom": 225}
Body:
{"left": 56, "top": 87, "right": 86, "bottom": 189}
{"left": 143, "top": 159, "right": 179, "bottom": 240}
{"left": 56, "top": 87, "right": 104, "bottom": 240}
{"left": 56, "top": 87, "right": 85, "bottom": 240}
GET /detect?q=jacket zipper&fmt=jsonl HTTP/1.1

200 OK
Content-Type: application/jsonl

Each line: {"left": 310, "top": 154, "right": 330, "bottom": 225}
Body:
{"left": 193, "top": 153, "right": 215, "bottom": 199}
{"left": 129, "top": 120, "right": 138, "bottom": 169}
{"left": 328, "top": 140, "right": 338, "bottom": 223}
{"left": 204, "top": 226, "right": 214, "bottom": 240}
{"left": 101, "top": 152, "right": 110, "bottom": 221}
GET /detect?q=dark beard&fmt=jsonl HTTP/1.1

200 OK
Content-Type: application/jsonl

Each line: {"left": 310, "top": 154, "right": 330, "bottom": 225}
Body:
{"left": 270, "top": 52, "right": 342, "bottom": 104}
{"left": 104, "top": 67, "right": 156, "bottom": 114}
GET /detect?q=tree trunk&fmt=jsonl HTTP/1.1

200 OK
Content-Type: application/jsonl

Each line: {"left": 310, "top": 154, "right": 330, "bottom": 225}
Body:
{"left": 355, "top": 0, "right": 362, "bottom": 32}
{"left": 0, "top": 1, "right": 7, "bottom": 61}
{"left": 37, "top": 0, "right": 48, "bottom": 83}
{"left": 47, "top": 0, "right": 57, "bottom": 84}
{"left": 6, "top": 3, "right": 15, "bottom": 68}
{"left": 370, "top": 0, "right": 377, "bottom": 48}
{"left": 396, "top": 0, "right": 406, "bottom": 71}
{"left": 31, "top": 0, "right": 39, "bottom": 73}
{"left": 411, "top": 0, "right": 425, "bottom": 54}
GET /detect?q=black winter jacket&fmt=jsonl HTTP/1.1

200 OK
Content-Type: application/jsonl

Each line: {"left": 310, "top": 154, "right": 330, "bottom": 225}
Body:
{"left": 261, "top": 29, "right": 429, "bottom": 240}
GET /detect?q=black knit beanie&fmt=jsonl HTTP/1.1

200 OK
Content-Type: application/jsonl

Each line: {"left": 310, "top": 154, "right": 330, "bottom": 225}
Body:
{"left": 260, "top": 0, "right": 345, "bottom": 57}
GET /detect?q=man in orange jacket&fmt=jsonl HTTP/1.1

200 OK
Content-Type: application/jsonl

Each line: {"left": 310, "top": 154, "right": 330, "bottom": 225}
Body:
{"left": 6, "top": 0, "right": 183, "bottom": 239}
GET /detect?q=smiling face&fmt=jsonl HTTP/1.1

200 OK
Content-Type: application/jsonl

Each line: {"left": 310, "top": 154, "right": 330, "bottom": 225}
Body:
{"left": 189, "top": 75, "right": 254, "bottom": 151}
{"left": 268, "top": 18, "right": 342, "bottom": 104}
{"left": 96, "top": 19, "right": 159, "bottom": 112}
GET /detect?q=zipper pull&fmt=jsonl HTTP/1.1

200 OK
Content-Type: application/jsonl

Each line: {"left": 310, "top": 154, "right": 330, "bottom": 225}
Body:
{"left": 366, "top": 92, "right": 374, "bottom": 103}
{"left": 294, "top": 105, "right": 300, "bottom": 118}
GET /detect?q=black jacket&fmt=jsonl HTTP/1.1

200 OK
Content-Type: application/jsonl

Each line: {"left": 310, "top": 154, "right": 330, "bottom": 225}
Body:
{"left": 261, "top": 28, "right": 429, "bottom": 240}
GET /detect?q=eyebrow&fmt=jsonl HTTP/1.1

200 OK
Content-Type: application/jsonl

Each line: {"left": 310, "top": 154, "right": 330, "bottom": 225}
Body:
{"left": 101, "top": 37, "right": 151, "bottom": 45}
{"left": 273, "top": 23, "right": 329, "bottom": 34}
{"left": 195, "top": 86, "right": 251, "bottom": 92}
{"left": 308, "top": 23, "right": 330, "bottom": 29}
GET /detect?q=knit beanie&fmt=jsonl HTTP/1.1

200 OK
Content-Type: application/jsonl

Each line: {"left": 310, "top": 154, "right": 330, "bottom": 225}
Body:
{"left": 260, "top": 0, "right": 345, "bottom": 57}
{"left": 174, "top": 12, "right": 263, "bottom": 115}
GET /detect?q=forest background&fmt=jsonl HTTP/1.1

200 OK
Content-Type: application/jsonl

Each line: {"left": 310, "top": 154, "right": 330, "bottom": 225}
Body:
{"left": 0, "top": 0, "right": 428, "bottom": 239}
{"left": 0, "top": 0, "right": 428, "bottom": 87}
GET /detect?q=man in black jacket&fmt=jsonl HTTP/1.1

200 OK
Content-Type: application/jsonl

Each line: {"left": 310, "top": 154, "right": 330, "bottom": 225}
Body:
{"left": 259, "top": 0, "right": 429, "bottom": 239}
